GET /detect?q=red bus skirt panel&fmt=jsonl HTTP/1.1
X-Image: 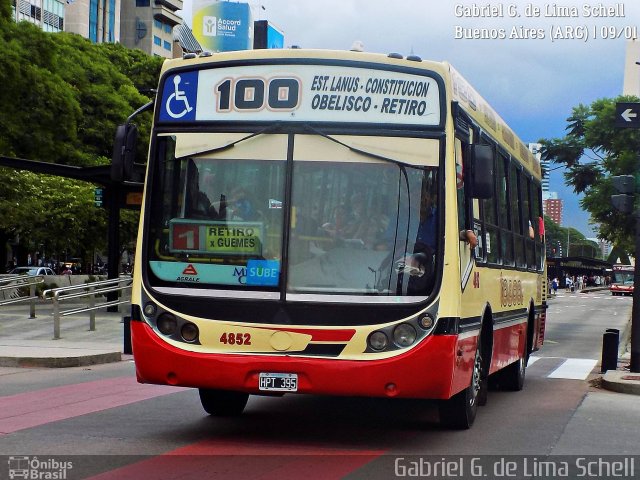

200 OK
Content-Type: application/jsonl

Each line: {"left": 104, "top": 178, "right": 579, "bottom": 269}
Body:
{"left": 131, "top": 322, "right": 476, "bottom": 400}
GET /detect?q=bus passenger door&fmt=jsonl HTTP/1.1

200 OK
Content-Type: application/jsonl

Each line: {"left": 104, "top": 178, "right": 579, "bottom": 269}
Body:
{"left": 455, "top": 136, "right": 474, "bottom": 290}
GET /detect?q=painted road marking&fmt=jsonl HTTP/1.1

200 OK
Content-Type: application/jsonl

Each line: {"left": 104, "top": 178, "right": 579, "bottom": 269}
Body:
{"left": 527, "top": 356, "right": 541, "bottom": 366}
{"left": 0, "top": 376, "right": 178, "bottom": 434}
{"left": 86, "top": 440, "right": 386, "bottom": 480}
{"left": 547, "top": 358, "right": 598, "bottom": 380}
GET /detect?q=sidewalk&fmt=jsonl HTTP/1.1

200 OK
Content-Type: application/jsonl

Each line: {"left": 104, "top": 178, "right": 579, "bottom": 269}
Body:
{"left": 601, "top": 332, "right": 640, "bottom": 395}
{"left": 0, "top": 300, "right": 126, "bottom": 368}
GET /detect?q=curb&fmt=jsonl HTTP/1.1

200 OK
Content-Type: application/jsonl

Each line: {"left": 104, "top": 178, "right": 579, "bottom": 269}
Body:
{"left": 0, "top": 351, "right": 122, "bottom": 368}
{"left": 601, "top": 370, "right": 640, "bottom": 395}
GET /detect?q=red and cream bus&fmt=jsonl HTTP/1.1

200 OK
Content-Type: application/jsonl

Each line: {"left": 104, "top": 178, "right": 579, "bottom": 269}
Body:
{"left": 124, "top": 49, "right": 547, "bottom": 429}
{"left": 610, "top": 264, "right": 634, "bottom": 296}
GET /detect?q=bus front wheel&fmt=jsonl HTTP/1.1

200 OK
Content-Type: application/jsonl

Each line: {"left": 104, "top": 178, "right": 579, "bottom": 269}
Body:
{"left": 198, "top": 389, "right": 249, "bottom": 416}
{"left": 438, "top": 344, "right": 482, "bottom": 429}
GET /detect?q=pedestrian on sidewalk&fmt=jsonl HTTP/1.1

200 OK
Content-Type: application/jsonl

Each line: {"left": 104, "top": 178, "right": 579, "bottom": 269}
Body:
{"left": 565, "top": 275, "right": 573, "bottom": 293}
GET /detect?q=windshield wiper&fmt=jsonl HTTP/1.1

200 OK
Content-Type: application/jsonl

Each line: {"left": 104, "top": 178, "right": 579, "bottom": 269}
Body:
{"left": 301, "top": 123, "right": 431, "bottom": 170}
{"left": 175, "top": 121, "right": 285, "bottom": 161}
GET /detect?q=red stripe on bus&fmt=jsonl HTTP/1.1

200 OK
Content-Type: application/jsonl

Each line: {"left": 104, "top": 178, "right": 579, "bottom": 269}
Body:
{"left": 0, "top": 376, "right": 177, "bottom": 434}
{"left": 87, "top": 440, "right": 384, "bottom": 479}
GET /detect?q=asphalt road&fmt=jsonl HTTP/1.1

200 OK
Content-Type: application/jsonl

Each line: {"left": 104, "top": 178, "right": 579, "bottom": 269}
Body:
{"left": 542, "top": 289, "right": 631, "bottom": 359}
{"left": 0, "top": 290, "right": 637, "bottom": 480}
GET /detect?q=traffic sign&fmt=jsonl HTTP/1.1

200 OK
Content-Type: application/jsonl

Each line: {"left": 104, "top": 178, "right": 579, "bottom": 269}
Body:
{"left": 615, "top": 102, "right": 640, "bottom": 128}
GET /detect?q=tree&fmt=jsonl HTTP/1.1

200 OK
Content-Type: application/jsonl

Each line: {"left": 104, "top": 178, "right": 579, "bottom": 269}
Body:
{"left": 544, "top": 215, "right": 600, "bottom": 258}
{"left": 539, "top": 96, "right": 640, "bottom": 255}
{"left": 0, "top": 3, "right": 163, "bottom": 269}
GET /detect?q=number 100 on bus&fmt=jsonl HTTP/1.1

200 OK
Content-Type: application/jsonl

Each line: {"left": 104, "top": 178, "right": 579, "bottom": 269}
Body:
{"left": 215, "top": 77, "right": 301, "bottom": 112}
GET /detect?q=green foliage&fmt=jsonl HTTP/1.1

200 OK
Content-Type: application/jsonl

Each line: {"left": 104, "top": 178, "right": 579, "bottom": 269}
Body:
{"left": 0, "top": 13, "right": 163, "bottom": 267}
{"left": 544, "top": 215, "right": 600, "bottom": 258}
{"left": 539, "top": 96, "right": 640, "bottom": 255}
{"left": 0, "top": 0, "right": 10, "bottom": 21}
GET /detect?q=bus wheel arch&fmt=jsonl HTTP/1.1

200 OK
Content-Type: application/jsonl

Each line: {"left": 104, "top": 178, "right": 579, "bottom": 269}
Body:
{"left": 477, "top": 304, "right": 493, "bottom": 406}
{"left": 526, "top": 300, "right": 536, "bottom": 361}
{"left": 438, "top": 304, "right": 492, "bottom": 429}
{"left": 490, "top": 303, "right": 532, "bottom": 392}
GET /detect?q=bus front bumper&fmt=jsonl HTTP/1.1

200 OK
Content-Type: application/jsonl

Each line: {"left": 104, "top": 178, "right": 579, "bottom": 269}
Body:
{"left": 131, "top": 322, "right": 467, "bottom": 400}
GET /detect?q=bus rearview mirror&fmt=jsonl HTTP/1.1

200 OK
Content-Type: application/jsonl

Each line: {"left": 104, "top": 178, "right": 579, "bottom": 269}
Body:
{"left": 111, "top": 123, "right": 138, "bottom": 182}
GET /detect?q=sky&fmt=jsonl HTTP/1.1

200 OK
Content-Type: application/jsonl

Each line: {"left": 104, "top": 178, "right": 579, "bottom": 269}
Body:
{"left": 178, "top": 0, "right": 640, "bottom": 237}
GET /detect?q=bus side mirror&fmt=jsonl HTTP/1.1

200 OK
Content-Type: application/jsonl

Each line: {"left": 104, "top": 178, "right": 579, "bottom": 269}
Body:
{"left": 469, "top": 144, "right": 494, "bottom": 199}
{"left": 111, "top": 123, "right": 138, "bottom": 182}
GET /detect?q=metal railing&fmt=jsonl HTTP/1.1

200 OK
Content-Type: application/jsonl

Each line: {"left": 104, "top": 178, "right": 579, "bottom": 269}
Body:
{"left": 0, "top": 274, "right": 44, "bottom": 318}
{"left": 42, "top": 276, "right": 132, "bottom": 340}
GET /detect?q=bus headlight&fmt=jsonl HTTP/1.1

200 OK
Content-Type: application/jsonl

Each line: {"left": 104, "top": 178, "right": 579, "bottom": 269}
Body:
{"left": 157, "top": 313, "right": 177, "bottom": 336}
{"left": 181, "top": 322, "right": 199, "bottom": 342}
{"left": 143, "top": 302, "right": 157, "bottom": 317}
{"left": 368, "top": 331, "right": 389, "bottom": 351}
{"left": 393, "top": 323, "right": 417, "bottom": 347}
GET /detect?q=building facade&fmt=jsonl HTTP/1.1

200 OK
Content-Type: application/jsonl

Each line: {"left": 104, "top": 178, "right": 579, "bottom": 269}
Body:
{"left": 544, "top": 196, "right": 563, "bottom": 225}
{"left": 623, "top": 39, "right": 639, "bottom": 96}
{"left": 120, "top": 0, "right": 183, "bottom": 58}
{"left": 11, "top": 0, "right": 65, "bottom": 32}
{"left": 65, "top": 0, "right": 120, "bottom": 43}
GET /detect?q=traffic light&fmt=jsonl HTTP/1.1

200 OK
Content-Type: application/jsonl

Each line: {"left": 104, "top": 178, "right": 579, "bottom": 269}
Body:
{"left": 611, "top": 175, "right": 635, "bottom": 214}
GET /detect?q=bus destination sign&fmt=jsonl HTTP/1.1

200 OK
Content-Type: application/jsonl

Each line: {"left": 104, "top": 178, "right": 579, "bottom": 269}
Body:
{"left": 158, "top": 64, "right": 441, "bottom": 126}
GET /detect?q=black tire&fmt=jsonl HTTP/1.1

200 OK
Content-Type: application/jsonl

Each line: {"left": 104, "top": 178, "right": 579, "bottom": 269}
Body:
{"left": 198, "top": 389, "right": 249, "bottom": 416}
{"left": 439, "top": 344, "right": 482, "bottom": 429}
{"left": 496, "top": 355, "right": 526, "bottom": 391}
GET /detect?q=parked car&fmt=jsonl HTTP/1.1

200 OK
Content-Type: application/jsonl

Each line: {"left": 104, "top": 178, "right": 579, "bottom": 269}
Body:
{"left": 10, "top": 266, "right": 56, "bottom": 276}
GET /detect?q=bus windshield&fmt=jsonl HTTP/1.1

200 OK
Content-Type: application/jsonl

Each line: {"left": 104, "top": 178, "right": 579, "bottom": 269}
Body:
{"left": 612, "top": 269, "right": 634, "bottom": 285}
{"left": 146, "top": 134, "right": 440, "bottom": 301}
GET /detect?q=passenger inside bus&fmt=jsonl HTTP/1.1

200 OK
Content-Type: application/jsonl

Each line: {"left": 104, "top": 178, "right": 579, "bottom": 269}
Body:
{"left": 184, "top": 159, "right": 226, "bottom": 220}
{"left": 320, "top": 193, "right": 386, "bottom": 248}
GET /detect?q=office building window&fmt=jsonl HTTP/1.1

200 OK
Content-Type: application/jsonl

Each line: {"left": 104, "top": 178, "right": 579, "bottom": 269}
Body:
{"left": 136, "top": 0, "right": 150, "bottom": 6}
{"left": 164, "top": 40, "right": 171, "bottom": 50}
{"left": 154, "top": 36, "right": 162, "bottom": 46}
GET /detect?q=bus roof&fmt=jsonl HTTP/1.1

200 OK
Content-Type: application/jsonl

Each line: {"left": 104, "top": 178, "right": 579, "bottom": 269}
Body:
{"left": 445, "top": 63, "right": 541, "bottom": 180}
{"left": 160, "top": 49, "right": 540, "bottom": 179}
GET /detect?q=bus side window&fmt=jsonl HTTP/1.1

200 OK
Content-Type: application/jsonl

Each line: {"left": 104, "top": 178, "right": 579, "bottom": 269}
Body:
{"left": 455, "top": 138, "right": 468, "bottom": 236}
{"left": 496, "top": 153, "right": 513, "bottom": 266}
{"left": 512, "top": 164, "right": 526, "bottom": 269}
{"left": 480, "top": 140, "right": 500, "bottom": 265}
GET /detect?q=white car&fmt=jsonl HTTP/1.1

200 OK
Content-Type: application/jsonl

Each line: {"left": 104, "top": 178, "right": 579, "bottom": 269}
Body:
{"left": 10, "top": 266, "right": 56, "bottom": 276}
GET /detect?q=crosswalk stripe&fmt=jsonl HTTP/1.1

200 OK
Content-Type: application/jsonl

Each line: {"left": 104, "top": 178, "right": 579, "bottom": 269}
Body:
{"left": 527, "top": 356, "right": 541, "bottom": 367}
{"left": 0, "top": 377, "right": 178, "bottom": 434}
{"left": 547, "top": 358, "right": 598, "bottom": 380}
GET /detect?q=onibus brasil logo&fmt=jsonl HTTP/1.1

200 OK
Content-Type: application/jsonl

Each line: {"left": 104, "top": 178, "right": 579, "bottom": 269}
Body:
{"left": 7, "top": 456, "right": 73, "bottom": 479}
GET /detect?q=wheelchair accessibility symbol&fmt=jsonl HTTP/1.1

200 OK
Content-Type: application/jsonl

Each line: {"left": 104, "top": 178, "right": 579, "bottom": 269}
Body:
{"left": 165, "top": 75, "right": 194, "bottom": 119}
{"left": 160, "top": 72, "right": 198, "bottom": 121}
